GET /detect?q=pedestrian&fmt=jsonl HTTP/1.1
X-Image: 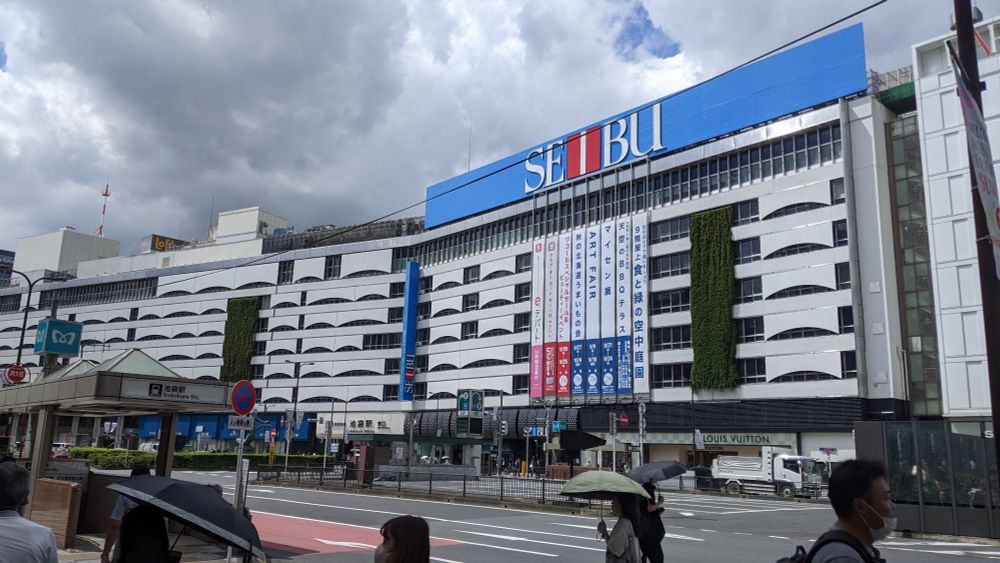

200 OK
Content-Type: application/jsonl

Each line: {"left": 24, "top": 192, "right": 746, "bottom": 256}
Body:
{"left": 638, "top": 481, "right": 665, "bottom": 563}
{"left": 808, "top": 459, "right": 894, "bottom": 563}
{"left": 597, "top": 494, "right": 642, "bottom": 563}
{"left": 101, "top": 466, "right": 151, "bottom": 563}
{"left": 0, "top": 460, "right": 58, "bottom": 563}
{"left": 115, "top": 504, "right": 175, "bottom": 563}
{"left": 375, "top": 515, "right": 430, "bottom": 563}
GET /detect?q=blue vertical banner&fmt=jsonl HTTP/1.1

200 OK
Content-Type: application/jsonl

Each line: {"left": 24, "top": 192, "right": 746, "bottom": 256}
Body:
{"left": 570, "top": 229, "right": 586, "bottom": 397}
{"left": 600, "top": 221, "right": 617, "bottom": 396}
{"left": 615, "top": 218, "right": 633, "bottom": 395}
{"left": 399, "top": 260, "right": 420, "bottom": 401}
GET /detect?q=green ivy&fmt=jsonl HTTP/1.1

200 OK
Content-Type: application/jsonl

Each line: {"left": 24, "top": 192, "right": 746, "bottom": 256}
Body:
{"left": 220, "top": 297, "right": 259, "bottom": 383}
{"left": 690, "top": 207, "right": 738, "bottom": 390}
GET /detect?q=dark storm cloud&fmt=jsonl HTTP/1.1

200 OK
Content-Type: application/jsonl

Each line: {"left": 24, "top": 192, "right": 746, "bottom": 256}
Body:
{"left": 0, "top": 0, "right": 969, "bottom": 256}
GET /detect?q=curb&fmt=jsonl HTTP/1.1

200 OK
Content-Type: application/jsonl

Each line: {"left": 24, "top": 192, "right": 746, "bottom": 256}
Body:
{"left": 896, "top": 531, "right": 1000, "bottom": 547}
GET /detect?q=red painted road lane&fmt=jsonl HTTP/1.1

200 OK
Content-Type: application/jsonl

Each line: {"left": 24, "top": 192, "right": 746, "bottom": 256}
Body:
{"left": 251, "top": 510, "right": 462, "bottom": 556}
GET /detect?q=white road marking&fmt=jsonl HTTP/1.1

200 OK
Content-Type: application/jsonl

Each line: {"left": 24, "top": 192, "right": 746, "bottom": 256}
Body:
{"left": 662, "top": 533, "right": 704, "bottom": 542}
{"left": 734, "top": 532, "right": 753, "bottom": 536}
{"left": 445, "top": 539, "right": 558, "bottom": 557}
{"left": 878, "top": 541, "right": 991, "bottom": 547}
{"left": 451, "top": 530, "right": 604, "bottom": 552}
{"left": 431, "top": 558, "right": 464, "bottom": 563}
{"left": 549, "top": 523, "right": 595, "bottom": 530}
{"left": 699, "top": 529, "right": 717, "bottom": 533}
{"left": 768, "top": 536, "right": 790, "bottom": 540}
{"left": 315, "top": 539, "right": 376, "bottom": 549}
{"left": 679, "top": 512, "right": 694, "bottom": 516}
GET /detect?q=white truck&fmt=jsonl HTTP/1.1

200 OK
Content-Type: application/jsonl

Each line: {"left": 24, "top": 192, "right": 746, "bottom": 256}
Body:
{"left": 711, "top": 446, "right": 825, "bottom": 498}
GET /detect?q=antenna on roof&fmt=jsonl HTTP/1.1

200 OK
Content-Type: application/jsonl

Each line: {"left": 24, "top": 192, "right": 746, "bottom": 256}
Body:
{"left": 95, "top": 182, "right": 111, "bottom": 237}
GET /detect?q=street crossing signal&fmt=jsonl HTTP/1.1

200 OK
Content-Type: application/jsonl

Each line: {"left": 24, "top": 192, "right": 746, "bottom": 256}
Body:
{"left": 500, "top": 420, "right": 509, "bottom": 436}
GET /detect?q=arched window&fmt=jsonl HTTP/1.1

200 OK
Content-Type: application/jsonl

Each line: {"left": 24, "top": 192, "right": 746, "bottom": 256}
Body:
{"left": 262, "top": 397, "right": 291, "bottom": 404}
{"left": 766, "top": 285, "right": 833, "bottom": 300}
{"left": 769, "top": 371, "right": 837, "bottom": 383}
{"left": 765, "top": 243, "right": 829, "bottom": 260}
{"left": 768, "top": 327, "right": 837, "bottom": 341}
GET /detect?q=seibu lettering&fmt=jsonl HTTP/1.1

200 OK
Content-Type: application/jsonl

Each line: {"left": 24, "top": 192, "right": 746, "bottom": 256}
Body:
{"left": 524, "top": 103, "right": 665, "bottom": 193}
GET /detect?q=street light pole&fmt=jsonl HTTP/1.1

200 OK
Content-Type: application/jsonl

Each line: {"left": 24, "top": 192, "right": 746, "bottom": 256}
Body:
{"left": 8, "top": 270, "right": 60, "bottom": 459}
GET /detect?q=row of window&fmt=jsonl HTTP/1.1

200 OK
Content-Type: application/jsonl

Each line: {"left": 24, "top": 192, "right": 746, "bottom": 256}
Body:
{"left": 649, "top": 306, "right": 854, "bottom": 350}
{"left": 651, "top": 350, "right": 857, "bottom": 388}
{"left": 649, "top": 220, "right": 849, "bottom": 280}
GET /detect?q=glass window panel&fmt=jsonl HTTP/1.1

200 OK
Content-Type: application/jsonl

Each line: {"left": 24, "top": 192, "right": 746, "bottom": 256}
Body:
{"left": 918, "top": 423, "right": 954, "bottom": 506}
{"left": 886, "top": 423, "right": 920, "bottom": 505}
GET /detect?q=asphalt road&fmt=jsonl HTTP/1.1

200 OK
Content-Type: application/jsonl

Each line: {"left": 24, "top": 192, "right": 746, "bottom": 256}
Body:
{"left": 172, "top": 470, "right": 1000, "bottom": 562}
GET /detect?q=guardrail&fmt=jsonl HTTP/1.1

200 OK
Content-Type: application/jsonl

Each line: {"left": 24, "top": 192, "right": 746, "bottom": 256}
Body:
{"left": 253, "top": 465, "right": 740, "bottom": 506}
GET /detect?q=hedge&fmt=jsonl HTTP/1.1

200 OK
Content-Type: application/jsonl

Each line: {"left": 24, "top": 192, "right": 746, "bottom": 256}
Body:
{"left": 690, "top": 206, "right": 738, "bottom": 390}
{"left": 69, "top": 448, "right": 326, "bottom": 470}
{"left": 220, "top": 297, "right": 260, "bottom": 383}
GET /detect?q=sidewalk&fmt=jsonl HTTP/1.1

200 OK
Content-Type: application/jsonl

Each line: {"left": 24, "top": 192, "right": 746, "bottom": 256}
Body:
{"left": 57, "top": 533, "right": 230, "bottom": 562}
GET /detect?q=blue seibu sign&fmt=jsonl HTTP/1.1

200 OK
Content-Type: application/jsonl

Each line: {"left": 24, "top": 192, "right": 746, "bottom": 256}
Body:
{"left": 424, "top": 24, "right": 867, "bottom": 228}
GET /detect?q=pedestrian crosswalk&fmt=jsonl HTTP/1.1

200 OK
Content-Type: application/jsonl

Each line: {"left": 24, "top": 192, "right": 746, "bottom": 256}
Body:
{"left": 660, "top": 491, "right": 829, "bottom": 515}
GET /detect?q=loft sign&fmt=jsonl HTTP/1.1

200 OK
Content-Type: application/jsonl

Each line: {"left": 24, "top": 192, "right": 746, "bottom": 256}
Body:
{"left": 524, "top": 104, "right": 664, "bottom": 192}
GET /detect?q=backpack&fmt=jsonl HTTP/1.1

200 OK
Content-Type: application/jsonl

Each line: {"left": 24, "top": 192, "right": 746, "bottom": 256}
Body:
{"left": 776, "top": 530, "right": 878, "bottom": 563}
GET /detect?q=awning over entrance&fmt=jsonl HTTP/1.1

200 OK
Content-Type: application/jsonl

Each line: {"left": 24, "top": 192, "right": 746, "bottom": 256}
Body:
{"left": 0, "top": 348, "right": 233, "bottom": 491}
{"left": 0, "top": 349, "right": 230, "bottom": 416}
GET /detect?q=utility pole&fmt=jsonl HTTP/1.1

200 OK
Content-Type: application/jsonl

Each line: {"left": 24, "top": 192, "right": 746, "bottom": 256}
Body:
{"left": 609, "top": 411, "right": 617, "bottom": 472}
{"left": 638, "top": 403, "right": 646, "bottom": 467}
{"left": 953, "top": 0, "right": 1000, "bottom": 477}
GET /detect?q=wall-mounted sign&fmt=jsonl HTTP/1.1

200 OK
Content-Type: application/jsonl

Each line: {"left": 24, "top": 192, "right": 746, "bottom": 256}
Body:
{"left": 122, "top": 380, "right": 226, "bottom": 404}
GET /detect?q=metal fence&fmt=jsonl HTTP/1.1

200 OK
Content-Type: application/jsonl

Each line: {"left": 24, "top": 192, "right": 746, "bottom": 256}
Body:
{"left": 255, "top": 464, "right": 712, "bottom": 507}
{"left": 856, "top": 420, "right": 999, "bottom": 538}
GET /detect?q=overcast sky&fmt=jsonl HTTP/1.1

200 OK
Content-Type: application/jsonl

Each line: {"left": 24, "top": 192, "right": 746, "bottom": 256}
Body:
{"left": 0, "top": 0, "right": 972, "bottom": 254}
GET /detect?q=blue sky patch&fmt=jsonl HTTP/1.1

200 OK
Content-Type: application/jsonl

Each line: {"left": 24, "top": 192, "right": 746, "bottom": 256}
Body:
{"left": 614, "top": 4, "right": 679, "bottom": 61}
{"left": 0, "top": 42, "right": 6, "bottom": 71}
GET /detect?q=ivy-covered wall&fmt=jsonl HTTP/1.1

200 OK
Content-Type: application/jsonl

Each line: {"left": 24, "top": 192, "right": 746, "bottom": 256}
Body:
{"left": 690, "top": 207, "right": 738, "bottom": 390}
{"left": 220, "top": 297, "right": 260, "bottom": 383}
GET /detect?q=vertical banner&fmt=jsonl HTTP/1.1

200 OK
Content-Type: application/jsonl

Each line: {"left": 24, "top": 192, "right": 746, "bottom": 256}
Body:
{"left": 632, "top": 216, "right": 650, "bottom": 394}
{"left": 954, "top": 64, "right": 1000, "bottom": 279}
{"left": 600, "top": 221, "right": 617, "bottom": 397}
{"left": 556, "top": 233, "right": 572, "bottom": 397}
{"left": 530, "top": 241, "right": 545, "bottom": 399}
{"left": 571, "top": 230, "right": 587, "bottom": 397}
{"left": 616, "top": 218, "right": 633, "bottom": 395}
{"left": 543, "top": 238, "right": 559, "bottom": 397}
{"left": 585, "top": 225, "right": 602, "bottom": 396}
{"left": 398, "top": 261, "right": 420, "bottom": 401}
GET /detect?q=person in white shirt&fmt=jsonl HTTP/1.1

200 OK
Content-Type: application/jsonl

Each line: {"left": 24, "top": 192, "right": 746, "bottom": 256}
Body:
{"left": 0, "top": 460, "right": 59, "bottom": 563}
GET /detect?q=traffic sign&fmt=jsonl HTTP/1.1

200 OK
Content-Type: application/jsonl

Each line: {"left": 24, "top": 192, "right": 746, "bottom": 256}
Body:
{"left": 619, "top": 412, "right": 629, "bottom": 428}
{"left": 6, "top": 364, "right": 26, "bottom": 384}
{"left": 551, "top": 420, "right": 566, "bottom": 433}
{"left": 228, "top": 416, "right": 254, "bottom": 431}
{"left": 33, "top": 319, "right": 83, "bottom": 357}
{"left": 231, "top": 380, "right": 256, "bottom": 416}
{"left": 457, "top": 390, "right": 470, "bottom": 416}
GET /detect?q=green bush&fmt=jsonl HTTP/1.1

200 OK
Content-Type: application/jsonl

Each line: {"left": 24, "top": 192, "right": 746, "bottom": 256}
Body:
{"left": 69, "top": 448, "right": 325, "bottom": 470}
{"left": 690, "top": 207, "right": 738, "bottom": 390}
{"left": 220, "top": 297, "right": 259, "bottom": 383}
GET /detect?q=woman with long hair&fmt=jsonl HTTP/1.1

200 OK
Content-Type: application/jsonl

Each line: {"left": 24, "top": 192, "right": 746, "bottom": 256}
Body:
{"left": 375, "top": 515, "right": 430, "bottom": 563}
{"left": 597, "top": 494, "right": 644, "bottom": 563}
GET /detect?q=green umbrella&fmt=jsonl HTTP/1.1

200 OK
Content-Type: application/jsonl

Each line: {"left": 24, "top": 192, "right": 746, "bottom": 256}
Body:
{"left": 559, "top": 470, "right": 652, "bottom": 500}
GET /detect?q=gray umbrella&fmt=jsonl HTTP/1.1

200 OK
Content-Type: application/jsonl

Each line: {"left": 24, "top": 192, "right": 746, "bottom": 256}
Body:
{"left": 628, "top": 461, "right": 687, "bottom": 484}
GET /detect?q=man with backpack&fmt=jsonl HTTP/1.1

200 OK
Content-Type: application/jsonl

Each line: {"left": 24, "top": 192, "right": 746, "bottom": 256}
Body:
{"left": 780, "top": 459, "right": 894, "bottom": 562}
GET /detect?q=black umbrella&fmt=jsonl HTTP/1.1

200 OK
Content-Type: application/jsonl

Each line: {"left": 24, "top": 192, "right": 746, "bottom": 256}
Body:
{"left": 109, "top": 475, "right": 266, "bottom": 560}
{"left": 628, "top": 461, "right": 687, "bottom": 484}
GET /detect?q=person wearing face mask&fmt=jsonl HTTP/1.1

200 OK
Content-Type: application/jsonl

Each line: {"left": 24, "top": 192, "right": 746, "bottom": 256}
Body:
{"left": 809, "top": 459, "right": 894, "bottom": 563}
{"left": 375, "top": 515, "right": 430, "bottom": 563}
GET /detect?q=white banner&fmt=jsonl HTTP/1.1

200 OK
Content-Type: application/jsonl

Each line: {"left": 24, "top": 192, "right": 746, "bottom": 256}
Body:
{"left": 543, "top": 238, "right": 559, "bottom": 396}
{"left": 615, "top": 218, "right": 633, "bottom": 395}
{"left": 557, "top": 232, "right": 572, "bottom": 397}
{"left": 530, "top": 240, "right": 546, "bottom": 399}
{"left": 571, "top": 229, "right": 587, "bottom": 396}
{"left": 632, "top": 216, "right": 650, "bottom": 394}
{"left": 954, "top": 64, "right": 1000, "bottom": 279}
{"left": 600, "top": 220, "right": 617, "bottom": 396}
{"left": 585, "top": 225, "right": 602, "bottom": 395}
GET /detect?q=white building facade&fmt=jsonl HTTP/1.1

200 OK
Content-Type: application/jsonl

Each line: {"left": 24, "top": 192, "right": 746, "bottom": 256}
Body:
{"left": 0, "top": 24, "right": 922, "bottom": 466}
